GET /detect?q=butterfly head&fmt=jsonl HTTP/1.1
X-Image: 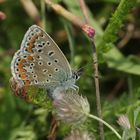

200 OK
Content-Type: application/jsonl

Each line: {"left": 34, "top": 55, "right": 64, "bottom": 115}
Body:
{"left": 72, "top": 68, "right": 83, "bottom": 81}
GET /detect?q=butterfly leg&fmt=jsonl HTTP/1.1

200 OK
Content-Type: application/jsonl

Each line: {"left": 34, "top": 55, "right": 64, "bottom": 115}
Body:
{"left": 71, "top": 85, "right": 79, "bottom": 92}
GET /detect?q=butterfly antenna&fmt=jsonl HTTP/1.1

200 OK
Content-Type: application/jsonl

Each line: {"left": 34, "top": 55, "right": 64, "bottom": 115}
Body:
{"left": 72, "top": 61, "right": 93, "bottom": 77}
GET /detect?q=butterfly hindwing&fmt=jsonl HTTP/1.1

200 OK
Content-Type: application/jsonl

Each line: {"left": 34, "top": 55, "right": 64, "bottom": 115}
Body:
{"left": 11, "top": 25, "right": 72, "bottom": 88}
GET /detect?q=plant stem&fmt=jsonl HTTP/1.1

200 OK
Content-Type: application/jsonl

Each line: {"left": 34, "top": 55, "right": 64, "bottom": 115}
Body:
{"left": 40, "top": 0, "right": 46, "bottom": 29}
{"left": 64, "top": 23, "right": 75, "bottom": 67}
{"left": 90, "top": 40, "right": 104, "bottom": 140}
{"left": 45, "top": 0, "right": 84, "bottom": 28}
{"left": 45, "top": 0, "right": 95, "bottom": 37}
{"left": 128, "top": 75, "right": 133, "bottom": 101}
{"left": 78, "top": 1, "right": 104, "bottom": 139}
{"left": 79, "top": 0, "right": 90, "bottom": 24}
{"left": 86, "top": 113, "right": 121, "bottom": 139}
{"left": 20, "top": 0, "right": 41, "bottom": 26}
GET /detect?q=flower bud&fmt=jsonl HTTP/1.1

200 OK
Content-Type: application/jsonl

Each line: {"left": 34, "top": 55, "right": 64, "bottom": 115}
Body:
{"left": 53, "top": 90, "right": 90, "bottom": 125}
{"left": 117, "top": 114, "right": 130, "bottom": 130}
{"left": 64, "top": 130, "right": 93, "bottom": 140}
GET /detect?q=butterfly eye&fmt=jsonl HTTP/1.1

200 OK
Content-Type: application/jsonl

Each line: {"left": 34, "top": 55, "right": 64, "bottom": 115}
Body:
{"left": 72, "top": 73, "right": 79, "bottom": 80}
{"left": 75, "top": 75, "right": 79, "bottom": 80}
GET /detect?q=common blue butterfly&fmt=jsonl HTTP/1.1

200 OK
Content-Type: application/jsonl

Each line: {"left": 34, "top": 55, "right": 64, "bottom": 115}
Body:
{"left": 11, "top": 25, "right": 79, "bottom": 98}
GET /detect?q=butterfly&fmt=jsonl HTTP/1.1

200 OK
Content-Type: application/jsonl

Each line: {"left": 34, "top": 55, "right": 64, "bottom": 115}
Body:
{"left": 11, "top": 25, "right": 80, "bottom": 99}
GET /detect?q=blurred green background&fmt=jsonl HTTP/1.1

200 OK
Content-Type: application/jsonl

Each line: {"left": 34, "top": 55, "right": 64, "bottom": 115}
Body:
{"left": 0, "top": 0, "right": 140, "bottom": 139}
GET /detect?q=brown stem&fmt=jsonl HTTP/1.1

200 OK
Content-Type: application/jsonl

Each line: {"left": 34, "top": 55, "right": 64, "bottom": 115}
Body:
{"left": 79, "top": 0, "right": 90, "bottom": 23}
{"left": 45, "top": 0, "right": 95, "bottom": 38}
{"left": 90, "top": 41, "right": 104, "bottom": 140}
{"left": 117, "top": 24, "right": 134, "bottom": 49}
{"left": 0, "top": 0, "right": 5, "bottom": 3}
{"left": 20, "top": 0, "right": 42, "bottom": 27}
{"left": 48, "top": 117, "right": 58, "bottom": 140}
{"left": 45, "top": 0, "right": 84, "bottom": 28}
{"left": 79, "top": 0, "right": 104, "bottom": 139}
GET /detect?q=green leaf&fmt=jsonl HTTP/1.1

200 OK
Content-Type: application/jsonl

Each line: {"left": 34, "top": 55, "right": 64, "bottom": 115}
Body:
{"left": 104, "top": 47, "right": 140, "bottom": 75}
{"left": 134, "top": 106, "right": 140, "bottom": 126}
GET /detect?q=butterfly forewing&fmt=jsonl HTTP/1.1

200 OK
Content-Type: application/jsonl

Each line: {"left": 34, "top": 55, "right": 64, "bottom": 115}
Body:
{"left": 11, "top": 25, "right": 72, "bottom": 88}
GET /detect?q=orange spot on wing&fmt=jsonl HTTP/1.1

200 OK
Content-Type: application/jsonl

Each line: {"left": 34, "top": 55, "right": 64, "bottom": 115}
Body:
{"left": 24, "top": 80, "right": 30, "bottom": 86}
{"left": 19, "top": 67, "right": 26, "bottom": 73}
{"left": 27, "top": 55, "right": 33, "bottom": 60}
{"left": 18, "top": 59, "right": 26, "bottom": 73}
{"left": 27, "top": 32, "right": 43, "bottom": 53}
{"left": 27, "top": 42, "right": 34, "bottom": 53}
{"left": 21, "top": 74, "right": 27, "bottom": 80}
{"left": 20, "top": 59, "right": 26, "bottom": 63}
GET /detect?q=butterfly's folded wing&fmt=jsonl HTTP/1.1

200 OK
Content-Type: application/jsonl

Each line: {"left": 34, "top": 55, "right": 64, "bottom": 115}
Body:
{"left": 11, "top": 25, "right": 72, "bottom": 89}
